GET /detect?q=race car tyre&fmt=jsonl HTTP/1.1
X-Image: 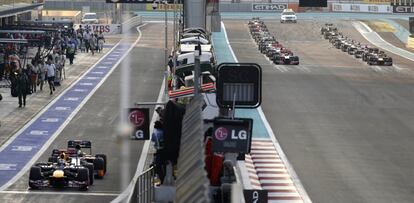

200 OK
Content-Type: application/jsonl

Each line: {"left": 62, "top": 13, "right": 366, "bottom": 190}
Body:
{"left": 29, "top": 166, "right": 43, "bottom": 189}
{"left": 77, "top": 168, "right": 89, "bottom": 191}
{"left": 93, "top": 157, "right": 105, "bottom": 179}
{"left": 95, "top": 154, "right": 107, "bottom": 174}
{"left": 48, "top": 156, "right": 58, "bottom": 163}
{"left": 85, "top": 163, "right": 94, "bottom": 185}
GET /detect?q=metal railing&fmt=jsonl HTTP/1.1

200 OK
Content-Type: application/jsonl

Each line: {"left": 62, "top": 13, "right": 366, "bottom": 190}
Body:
{"left": 121, "top": 15, "right": 143, "bottom": 33}
{"left": 134, "top": 167, "right": 155, "bottom": 203}
{"left": 112, "top": 166, "right": 155, "bottom": 203}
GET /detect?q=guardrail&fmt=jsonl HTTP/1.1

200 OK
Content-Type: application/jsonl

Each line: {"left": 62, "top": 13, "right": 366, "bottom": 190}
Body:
{"left": 112, "top": 166, "right": 155, "bottom": 203}
{"left": 121, "top": 15, "right": 143, "bottom": 34}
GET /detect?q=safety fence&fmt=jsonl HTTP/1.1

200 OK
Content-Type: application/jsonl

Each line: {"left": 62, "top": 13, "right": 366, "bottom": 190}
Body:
{"left": 134, "top": 167, "right": 155, "bottom": 203}
{"left": 121, "top": 15, "right": 143, "bottom": 33}
{"left": 112, "top": 166, "right": 155, "bottom": 203}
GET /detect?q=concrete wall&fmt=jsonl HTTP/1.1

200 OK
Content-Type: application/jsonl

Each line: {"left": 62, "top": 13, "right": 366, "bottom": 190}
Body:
{"left": 184, "top": 0, "right": 206, "bottom": 29}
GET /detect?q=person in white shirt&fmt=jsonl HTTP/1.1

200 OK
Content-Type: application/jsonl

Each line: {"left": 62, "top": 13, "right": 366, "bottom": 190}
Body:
{"left": 83, "top": 30, "right": 92, "bottom": 53}
{"left": 45, "top": 57, "right": 56, "bottom": 95}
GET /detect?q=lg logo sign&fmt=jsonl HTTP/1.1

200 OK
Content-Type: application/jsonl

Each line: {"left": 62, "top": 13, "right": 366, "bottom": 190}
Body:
{"left": 214, "top": 127, "right": 248, "bottom": 141}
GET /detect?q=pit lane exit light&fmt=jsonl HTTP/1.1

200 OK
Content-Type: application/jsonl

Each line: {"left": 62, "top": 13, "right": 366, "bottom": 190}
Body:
{"left": 216, "top": 63, "right": 262, "bottom": 109}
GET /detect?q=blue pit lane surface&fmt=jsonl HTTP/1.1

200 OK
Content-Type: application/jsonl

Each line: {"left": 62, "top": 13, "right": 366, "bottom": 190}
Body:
{"left": 212, "top": 24, "right": 269, "bottom": 139}
{"left": 0, "top": 43, "right": 131, "bottom": 190}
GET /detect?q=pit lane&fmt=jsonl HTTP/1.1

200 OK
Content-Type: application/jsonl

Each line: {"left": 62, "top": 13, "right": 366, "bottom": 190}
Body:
{"left": 224, "top": 19, "right": 414, "bottom": 203}
{"left": 0, "top": 23, "right": 170, "bottom": 203}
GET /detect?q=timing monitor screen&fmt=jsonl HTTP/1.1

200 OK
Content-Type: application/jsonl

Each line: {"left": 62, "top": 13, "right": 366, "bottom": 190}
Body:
{"left": 299, "top": 0, "right": 327, "bottom": 7}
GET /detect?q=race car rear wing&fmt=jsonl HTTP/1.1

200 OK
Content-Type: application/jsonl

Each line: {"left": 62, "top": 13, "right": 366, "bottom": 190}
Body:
{"left": 67, "top": 140, "right": 92, "bottom": 149}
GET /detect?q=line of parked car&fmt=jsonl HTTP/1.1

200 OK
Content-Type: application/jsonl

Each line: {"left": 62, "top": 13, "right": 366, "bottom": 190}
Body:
{"left": 248, "top": 17, "right": 300, "bottom": 65}
{"left": 321, "top": 23, "right": 393, "bottom": 66}
{"left": 169, "top": 27, "right": 217, "bottom": 98}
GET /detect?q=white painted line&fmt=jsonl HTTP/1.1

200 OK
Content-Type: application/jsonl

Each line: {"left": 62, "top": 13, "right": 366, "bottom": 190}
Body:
{"left": 84, "top": 77, "right": 100, "bottom": 80}
{"left": 0, "top": 39, "right": 123, "bottom": 191}
{"left": 72, "top": 89, "right": 87, "bottom": 92}
{"left": 251, "top": 150, "right": 278, "bottom": 154}
{"left": 28, "top": 130, "right": 48, "bottom": 136}
{"left": 41, "top": 118, "right": 59, "bottom": 123}
{"left": 256, "top": 168, "right": 288, "bottom": 172}
{"left": 91, "top": 71, "right": 105, "bottom": 75}
{"left": 251, "top": 146, "right": 276, "bottom": 150}
{"left": 268, "top": 200, "right": 303, "bottom": 203}
{"left": 254, "top": 163, "right": 285, "bottom": 167}
{"left": 0, "top": 164, "right": 17, "bottom": 171}
{"left": 297, "top": 65, "right": 311, "bottom": 73}
{"left": 275, "top": 65, "right": 288, "bottom": 72}
{"left": 11, "top": 146, "right": 34, "bottom": 152}
{"left": 260, "top": 179, "right": 294, "bottom": 184}
{"left": 222, "top": 21, "right": 312, "bottom": 203}
{"left": 79, "top": 82, "right": 94, "bottom": 86}
{"left": 0, "top": 190, "right": 119, "bottom": 196}
{"left": 55, "top": 107, "right": 71, "bottom": 111}
{"left": 393, "top": 64, "right": 406, "bottom": 71}
{"left": 252, "top": 156, "right": 281, "bottom": 160}
{"left": 97, "top": 66, "right": 108, "bottom": 69}
{"left": 258, "top": 173, "right": 291, "bottom": 178}
{"left": 64, "top": 97, "right": 80, "bottom": 101}
{"left": 262, "top": 186, "right": 297, "bottom": 190}
{"left": 369, "top": 66, "right": 383, "bottom": 73}
{"left": 267, "top": 193, "right": 301, "bottom": 197}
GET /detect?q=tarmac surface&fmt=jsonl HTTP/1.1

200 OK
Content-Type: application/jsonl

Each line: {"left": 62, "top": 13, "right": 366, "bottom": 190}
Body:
{"left": 224, "top": 19, "right": 414, "bottom": 203}
{"left": 0, "top": 23, "right": 168, "bottom": 203}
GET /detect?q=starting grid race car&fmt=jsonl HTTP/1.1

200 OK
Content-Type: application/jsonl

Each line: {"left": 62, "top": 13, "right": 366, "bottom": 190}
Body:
{"left": 249, "top": 18, "right": 300, "bottom": 65}
{"left": 321, "top": 23, "right": 393, "bottom": 66}
{"left": 28, "top": 140, "right": 107, "bottom": 190}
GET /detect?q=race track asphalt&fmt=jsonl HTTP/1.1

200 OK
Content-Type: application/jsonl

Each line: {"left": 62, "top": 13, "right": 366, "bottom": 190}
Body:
{"left": 0, "top": 23, "right": 169, "bottom": 203}
{"left": 224, "top": 19, "right": 414, "bottom": 203}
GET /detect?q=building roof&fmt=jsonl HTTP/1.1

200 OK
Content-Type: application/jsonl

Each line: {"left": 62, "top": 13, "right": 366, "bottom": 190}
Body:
{"left": 0, "top": 3, "right": 44, "bottom": 18}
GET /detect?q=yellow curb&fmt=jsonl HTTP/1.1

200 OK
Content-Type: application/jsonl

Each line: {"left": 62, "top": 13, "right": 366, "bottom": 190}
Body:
{"left": 367, "top": 21, "right": 396, "bottom": 33}
{"left": 407, "top": 36, "right": 414, "bottom": 50}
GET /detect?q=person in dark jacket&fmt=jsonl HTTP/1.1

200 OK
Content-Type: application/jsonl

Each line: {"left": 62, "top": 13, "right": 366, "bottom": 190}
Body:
{"left": 16, "top": 70, "right": 29, "bottom": 107}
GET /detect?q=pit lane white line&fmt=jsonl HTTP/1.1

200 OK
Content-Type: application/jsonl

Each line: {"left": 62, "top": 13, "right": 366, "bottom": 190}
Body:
{"left": 0, "top": 190, "right": 119, "bottom": 196}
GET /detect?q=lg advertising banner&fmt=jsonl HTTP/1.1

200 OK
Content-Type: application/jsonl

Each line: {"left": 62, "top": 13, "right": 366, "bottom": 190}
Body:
{"left": 128, "top": 108, "right": 150, "bottom": 140}
{"left": 332, "top": 3, "right": 392, "bottom": 13}
{"left": 74, "top": 24, "right": 121, "bottom": 35}
{"left": 212, "top": 118, "right": 253, "bottom": 153}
